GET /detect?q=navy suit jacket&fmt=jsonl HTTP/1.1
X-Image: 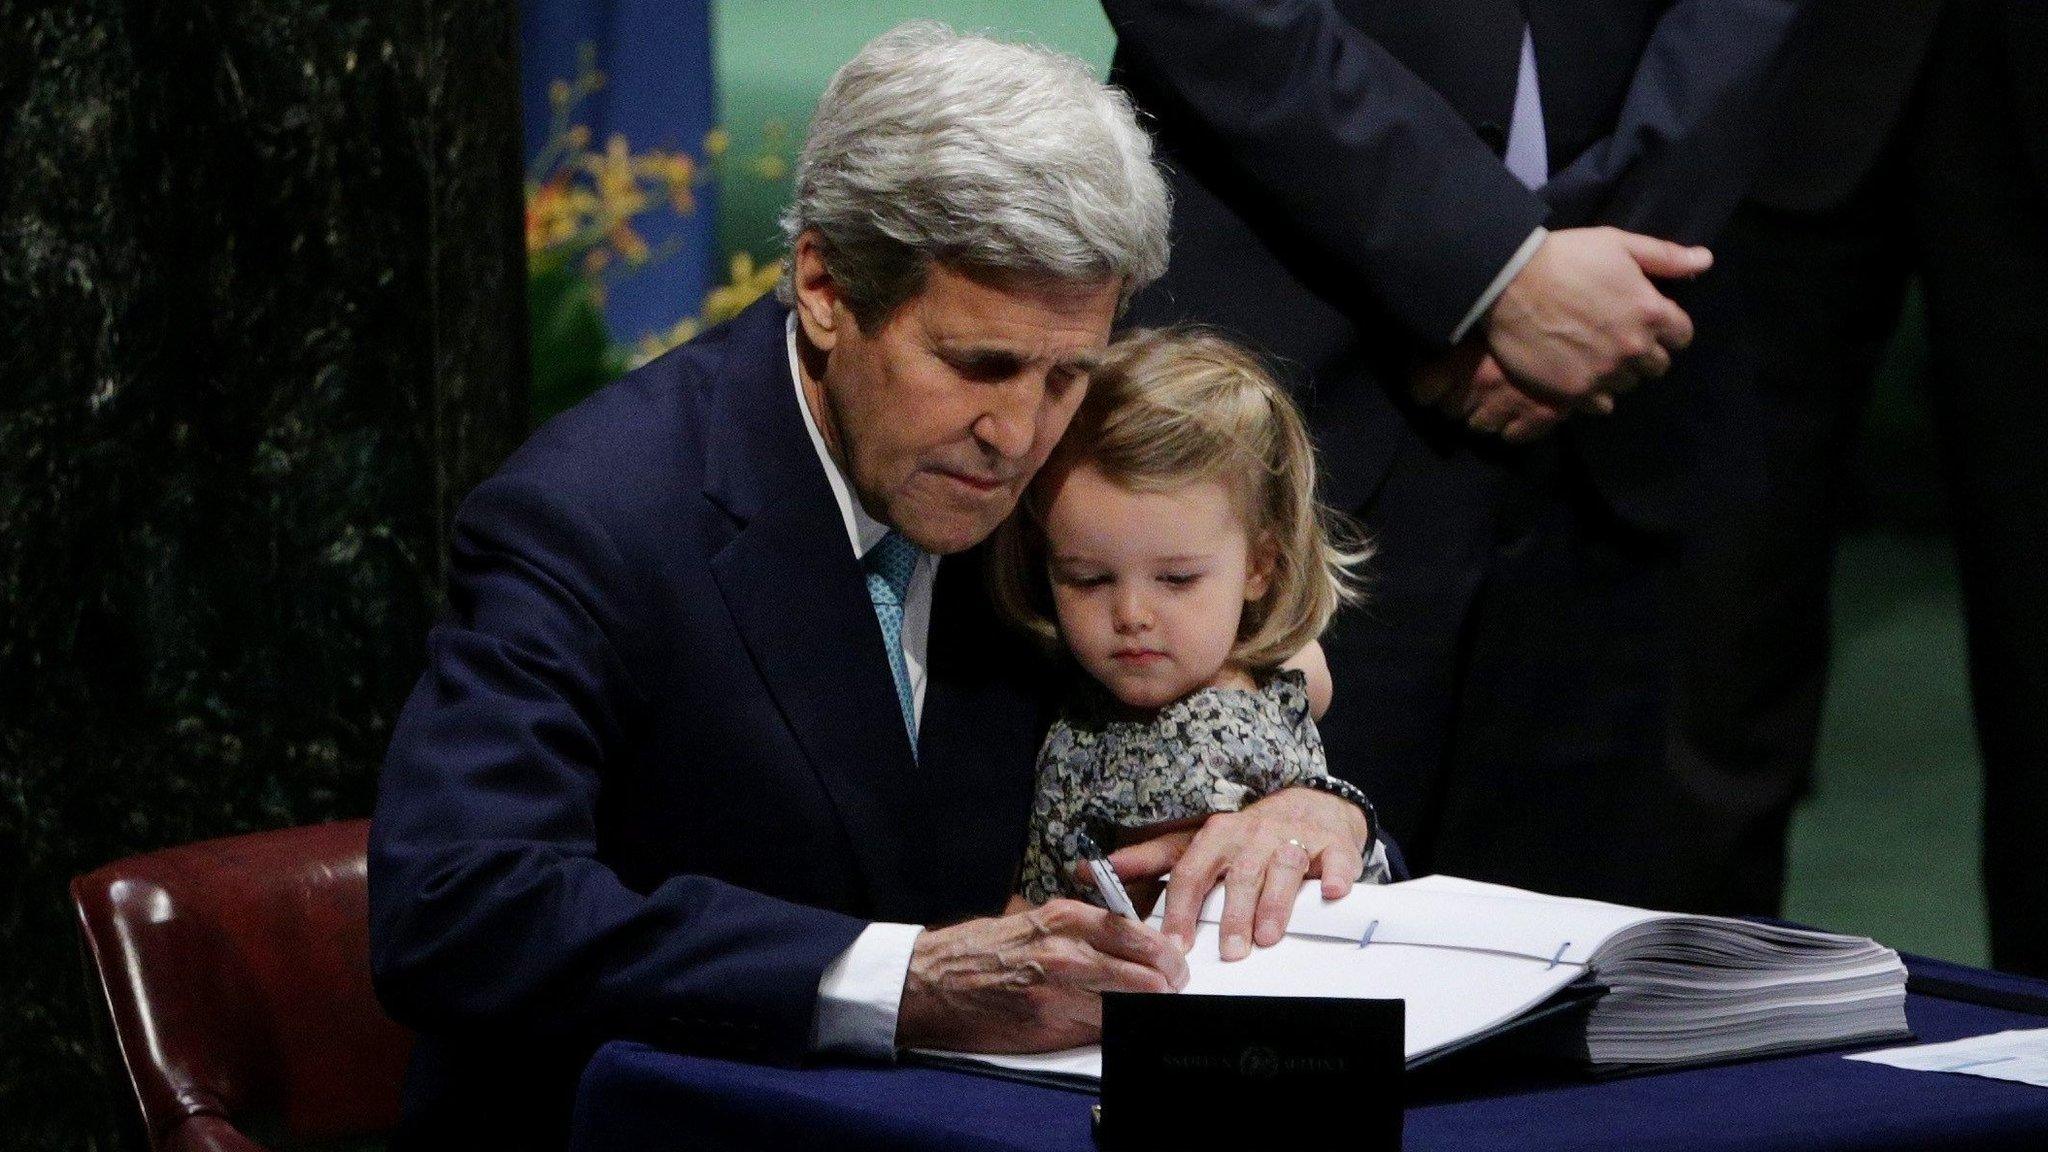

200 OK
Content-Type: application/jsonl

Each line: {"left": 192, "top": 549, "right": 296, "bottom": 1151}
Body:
{"left": 1104, "top": 0, "right": 1807, "bottom": 526}
{"left": 367, "top": 297, "right": 1053, "bottom": 1146}
{"left": 1753, "top": 0, "right": 2048, "bottom": 212}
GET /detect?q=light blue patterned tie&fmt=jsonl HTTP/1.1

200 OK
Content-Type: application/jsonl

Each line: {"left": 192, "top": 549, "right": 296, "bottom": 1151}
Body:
{"left": 863, "top": 530, "right": 923, "bottom": 751}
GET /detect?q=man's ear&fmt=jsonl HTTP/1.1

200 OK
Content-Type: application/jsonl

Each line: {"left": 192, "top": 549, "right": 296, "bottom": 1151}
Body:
{"left": 792, "top": 230, "right": 844, "bottom": 352}
{"left": 1244, "top": 530, "right": 1279, "bottom": 603}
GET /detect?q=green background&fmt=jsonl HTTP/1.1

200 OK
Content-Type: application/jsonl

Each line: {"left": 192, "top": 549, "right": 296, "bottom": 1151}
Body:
{"left": 707, "top": 0, "right": 1986, "bottom": 965}
{"left": 711, "top": 2, "right": 1115, "bottom": 264}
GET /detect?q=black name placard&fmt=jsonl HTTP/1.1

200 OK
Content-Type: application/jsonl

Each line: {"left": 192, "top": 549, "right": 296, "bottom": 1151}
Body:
{"left": 1096, "top": 993, "right": 1403, "bottom": 1151}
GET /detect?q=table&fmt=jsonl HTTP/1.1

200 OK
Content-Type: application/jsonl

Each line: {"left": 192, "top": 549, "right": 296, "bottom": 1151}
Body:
{"left": 570, "top": 955, "right": 2048, "bottom": 1151}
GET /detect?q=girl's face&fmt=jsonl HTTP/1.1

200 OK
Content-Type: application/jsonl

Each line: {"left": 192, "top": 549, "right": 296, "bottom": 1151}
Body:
{"left": 1040, "top": 461, "right": 1275, "bottom": 709}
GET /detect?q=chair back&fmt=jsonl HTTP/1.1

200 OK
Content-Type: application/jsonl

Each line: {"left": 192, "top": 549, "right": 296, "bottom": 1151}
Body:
{"left": 71, "top": 818, "right": 411, "bottom": 1150}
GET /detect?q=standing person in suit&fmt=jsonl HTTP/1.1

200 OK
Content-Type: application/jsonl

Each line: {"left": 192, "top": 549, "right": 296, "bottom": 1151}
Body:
{"left": 368, "top": 24, "right": 1383, "bottom": 1148}
{"left": 1669, "top": 0, "right": 2048, "bottom": 972}
{"left": 1100, "top": 0, "right": 1806, "bottom": 906}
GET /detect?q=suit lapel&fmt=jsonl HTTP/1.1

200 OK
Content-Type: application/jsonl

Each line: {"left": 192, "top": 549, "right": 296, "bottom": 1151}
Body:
{"left": 702, "top": 300, "right": 923, "bottom": 917}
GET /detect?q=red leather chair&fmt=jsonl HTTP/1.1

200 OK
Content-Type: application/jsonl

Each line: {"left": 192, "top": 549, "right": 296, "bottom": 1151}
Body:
{"left": 71, "top": 818, "right": 412, "bottom": 1151}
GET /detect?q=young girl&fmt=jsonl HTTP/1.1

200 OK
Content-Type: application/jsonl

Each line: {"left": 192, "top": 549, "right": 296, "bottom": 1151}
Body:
{"left": 991, "top": 327, "right": 1384, "bottom": 914}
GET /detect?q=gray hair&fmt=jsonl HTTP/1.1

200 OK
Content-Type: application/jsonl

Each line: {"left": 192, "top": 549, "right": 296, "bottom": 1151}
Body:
{"left": 776, "top": 21, "right": 1170, "bottom": 327}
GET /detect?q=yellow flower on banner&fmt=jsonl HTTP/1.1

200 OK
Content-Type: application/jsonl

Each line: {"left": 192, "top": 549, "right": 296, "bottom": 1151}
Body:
{"left": 525, "top": 177, "right": 588, "bottom": 250}
{"left": 609, "top": 224, "right": 650, "bottom": 266}
{"left": 526, "top": 44, "right": 797, "bottom": 408}
{"left": 525, "top": 183, "right": 561, "bottom": 250}
{"left": 702, "top": 253, "right": 785, "bottom": 326}
{"left": 636, "top": 317, "right": 703, "bottom": 366}
{"left": 651, "top": 152, "right": 697, "bottom": 214}
{"left": 628, "top": 255, "right": 785, "bottom": 370}
{"left": 586, "top": 133, "right": 648, "bottom": 220}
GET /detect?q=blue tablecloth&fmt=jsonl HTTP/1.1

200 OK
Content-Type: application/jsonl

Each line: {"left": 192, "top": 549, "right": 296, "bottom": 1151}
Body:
{"left": 570, "top": 955, "right": 2048, "bottom": 1151}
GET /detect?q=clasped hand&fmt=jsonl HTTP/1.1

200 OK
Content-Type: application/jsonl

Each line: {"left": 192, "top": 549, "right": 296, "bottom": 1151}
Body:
{"left": 1412, "top": 226, "right": 1712, "bottom": 443}
{"left": 896, "top": 785, "right": 1370, "bottom": 1053}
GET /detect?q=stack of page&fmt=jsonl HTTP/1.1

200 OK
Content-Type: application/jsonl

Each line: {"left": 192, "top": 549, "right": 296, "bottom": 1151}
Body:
{"left": 916, "top": 874, "right": 1908, "bottom": 1086}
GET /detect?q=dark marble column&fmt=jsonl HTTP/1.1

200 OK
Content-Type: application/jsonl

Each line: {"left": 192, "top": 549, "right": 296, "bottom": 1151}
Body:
{"left": 0, "top": 2, "right": 526, "bottom": 1145}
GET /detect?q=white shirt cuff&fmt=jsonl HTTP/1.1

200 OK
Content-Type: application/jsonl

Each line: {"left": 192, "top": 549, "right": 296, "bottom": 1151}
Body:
{"left": 1450, "top": 226, "right": 1549, "bottom": 344}
{"left": 810, "top": 921, "right": 922, "bottom": 1059}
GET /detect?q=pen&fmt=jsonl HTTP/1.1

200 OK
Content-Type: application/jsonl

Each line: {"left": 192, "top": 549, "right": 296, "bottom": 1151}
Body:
{"left": 1073, "top": 830, "right": 1143, "bottom": 923}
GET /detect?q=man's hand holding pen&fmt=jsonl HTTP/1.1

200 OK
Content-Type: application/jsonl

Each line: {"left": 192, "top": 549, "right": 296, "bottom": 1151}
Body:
{"left": 896, "top": 899, "right": 1189, "bottom": 1052}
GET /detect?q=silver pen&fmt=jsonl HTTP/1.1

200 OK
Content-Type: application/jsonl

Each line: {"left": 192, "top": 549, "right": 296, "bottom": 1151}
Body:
{"left": 1074, "top": 830, "right": 1143, "bottom": 923}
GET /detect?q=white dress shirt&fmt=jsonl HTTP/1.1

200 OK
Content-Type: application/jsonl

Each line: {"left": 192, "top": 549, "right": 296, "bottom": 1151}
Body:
{"left": 789, "top": 315, "right": 930, "bottom": 1059}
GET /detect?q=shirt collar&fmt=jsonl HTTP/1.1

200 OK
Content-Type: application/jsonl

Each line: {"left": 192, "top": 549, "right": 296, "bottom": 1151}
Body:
{"left": 788, "top": 313, "right": 890, "bottom": 559}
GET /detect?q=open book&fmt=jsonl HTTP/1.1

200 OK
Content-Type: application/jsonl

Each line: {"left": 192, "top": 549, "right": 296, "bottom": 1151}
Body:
{"left": 914, "top": 874, "right": 1909, "bottom": 1087}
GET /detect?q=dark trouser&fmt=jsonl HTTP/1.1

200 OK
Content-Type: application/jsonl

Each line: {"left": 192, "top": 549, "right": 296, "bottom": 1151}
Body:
{"left": 1675, "top": 0, "right": 2048, "bottom": 973}
{"left": 1318, "top": 436, "right": 1687, "bottom": 909}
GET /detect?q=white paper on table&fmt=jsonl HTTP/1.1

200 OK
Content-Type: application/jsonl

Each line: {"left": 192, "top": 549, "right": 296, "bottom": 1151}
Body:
{"left": 1846, "top": 1028, "right": 2048, "bottom": 1087}
{"left": 1255, "top": 874, "right": 1666, "bottom": 966}
{"left": 914, "top": 918, "right": 1585, "bottom": 1081}
{"left": 915, "top": 873, "right": 1900, "bottom": 1085}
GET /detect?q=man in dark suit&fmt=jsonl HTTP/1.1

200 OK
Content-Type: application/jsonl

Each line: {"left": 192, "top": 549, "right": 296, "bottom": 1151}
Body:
{"left": 368, "top": 24, "right": 1380, "bottom": 1147}
{"left": 1101, "top": 0, "right": 1805, "bottom": 906}
{"left": 1670, "top": 0, "right": 2048, "bottom": 970}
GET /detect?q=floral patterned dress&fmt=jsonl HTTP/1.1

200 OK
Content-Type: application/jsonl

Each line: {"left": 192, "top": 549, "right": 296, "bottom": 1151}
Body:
{"left": 1019, "top": 668, "right": 1348, "bottom": 907}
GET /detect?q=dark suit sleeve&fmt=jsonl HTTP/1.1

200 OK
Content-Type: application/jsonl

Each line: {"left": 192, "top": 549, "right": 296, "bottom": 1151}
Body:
{"left": 1103, "top": 0, "right": 1550, "bottom": 345}
{"left": 1538, "top": 0, "right": 1808, "bottom": 243}
{"left": 368, "top": 475, "right": 867, "bottom": 1062}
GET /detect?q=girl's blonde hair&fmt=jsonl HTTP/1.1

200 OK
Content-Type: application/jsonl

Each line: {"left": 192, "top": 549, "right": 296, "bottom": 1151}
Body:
{"left": 991, "top": 327, "right": 1371, "bottom": 670}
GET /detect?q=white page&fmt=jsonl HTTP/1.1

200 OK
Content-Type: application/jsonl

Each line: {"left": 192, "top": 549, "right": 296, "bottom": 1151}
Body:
{"left": 1192, "top": 875, "right": 1668, "bottom": 966}
{"left": 1846, "top": 1028, "right": 2048, "bottom": 1087}
{"left": 1176, "top": 922, "right": 1583, "bottom": 1058}
{"left": 916, "top": 919, "right": 1584, "bottom": 1081}
{"left": 915, "top": 874, "right": 1900, "bottom": 1084}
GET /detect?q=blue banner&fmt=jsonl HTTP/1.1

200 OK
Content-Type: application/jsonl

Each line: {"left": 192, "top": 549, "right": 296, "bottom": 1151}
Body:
{"left": 522, "top": 0, "right": 717, "bottom": 350}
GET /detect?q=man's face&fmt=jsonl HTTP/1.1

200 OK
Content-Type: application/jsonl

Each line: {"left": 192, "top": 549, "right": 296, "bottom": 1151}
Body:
{"left": 795, "top": 245, "right": 1121, "bottom": 555}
